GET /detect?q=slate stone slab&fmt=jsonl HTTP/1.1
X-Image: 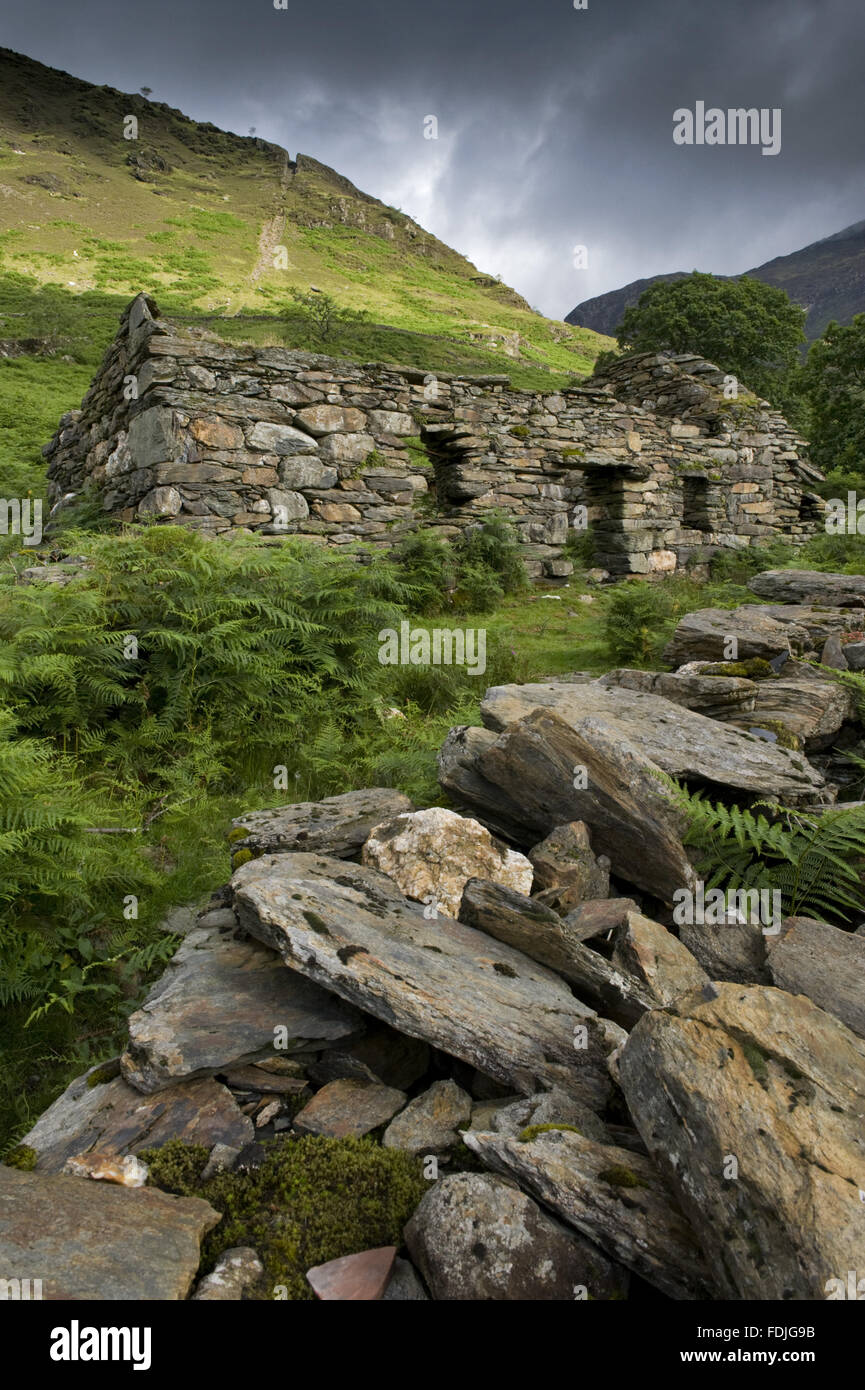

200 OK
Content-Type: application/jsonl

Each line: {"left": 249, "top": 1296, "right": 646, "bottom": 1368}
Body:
{"left": 21, "top": 1065, "right": 253, "bottom": 1173}
{"left": 463, "top": 1127, "right": 712, "bottom": 1300}
{"left": 479, "top": 680, "right": 824, "bottom": 802}
{"left": 767, "top": 915, "right": 865, "bottom": 1038}
{"left": 232, "top": 851, "right": 621, "bottom": 1109}
{"left": 231, "top": 788, "right": 413, "bottom": 860}
{"left": 618, "top": 983, "right": 865, "bottom": 1299}
{"left": 121, "top": 918, "right": 363, "bottom": 1092}
{"left": 0, "top": 1165, "right": 220, "bottom": 1301}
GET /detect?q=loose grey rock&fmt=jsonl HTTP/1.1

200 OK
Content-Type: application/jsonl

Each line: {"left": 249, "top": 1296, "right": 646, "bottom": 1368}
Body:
{"left": 679, "top": 914, "right": 769, "bottom": 985}
{"left": 463, "top": 1128, "right": 711, "bottom": 1300}
{"left": 121, "top": 916, "right": 362, "bottom": 1091}
{"left": 232, "top": 851, "right": 620, "bottom": 1108}
{"left": 748, "top": 569, "right": 865, "bottom": 608}
{"left": 0, "top": 1165, "right": 220, "bottom": 1301}
{"left": 479, "top": 680, "right": 824, "bottom": 803}
{"left": 618, "top": 983, "right": 865, "bottom": 1299}
{"left": 612, "top": 911, "right": 710, "bottom": 1007}
{"left": 528, "top": 821, "right": 610, "bottom": 912}
{"left": 490, "top": 1088, "right": 612, "bottom": 1144}
{"left": 404, "top": 1172, "right": 630, "bottom": 1301}
{"left": 766, "top": 915, "right": 865, "bottom": 1038}
{"left": 292, "top": 1078, "right": 406, "bottom": 1138}
{"left": 193, "top": 1247, "right": 264, "bottom": 1301}
{"left": 718, "top": 660, "right": 856, "bottom": 750}
{"left": 465, "top": 708, "right": 697, "bottom": 903}
{"left": 382, "top": 1080, "right": 472, "bottom": 1155}
{"left": 662, "top": 605, "right": 810, "bottom": 666}
{"left": 201, "top": 1143, "right": 242, "bottom": 1180}
{"left": 362, "top": 806, "right": 533, "bottom": 918}
{"left": 600, "top": 666, "right": 757, "bottom": 718}
{"left": 382, "top": 1257, "right": 429, "bottom": 1300}
{"left": 820, "top": 632, "right": 848, "bottom": 669}
{"left": 231, "top": 788, "right": 413, "bottom": 860}
{"left": 561, "top": 897, "right": 641, "bottom": 942}
{"left": 21, "top": 1067, "right": 253, "bottom": 1173}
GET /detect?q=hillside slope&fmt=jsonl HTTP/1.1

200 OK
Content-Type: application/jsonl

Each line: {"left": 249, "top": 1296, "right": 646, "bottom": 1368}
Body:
{"left": 0, "top": 47, "right": 607, "bottom": 380}
{"left": 565, "top": 220, "right": 865, "bottom": 343}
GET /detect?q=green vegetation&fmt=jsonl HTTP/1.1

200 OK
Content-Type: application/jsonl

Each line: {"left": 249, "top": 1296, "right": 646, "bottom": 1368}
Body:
{"left": 660, "top": 775, "right": 865, "bottom": 923}
{"left": 0, "top": 48, "right": 610, "bottom": 381}
{"left": 616, "top": 271, "right": 806, "bottom": 415}
{"left": 142, "top": 1136, "right": 427, "bottom": 1300}
{"left": 598, "top": 1165, "right": 647, "bottom": 1189}
{"left": 802, "top": 314, "right": 865, "bottom": 493}
{"left": 518, "top": 1123, "right": 583, "bottom": 1142}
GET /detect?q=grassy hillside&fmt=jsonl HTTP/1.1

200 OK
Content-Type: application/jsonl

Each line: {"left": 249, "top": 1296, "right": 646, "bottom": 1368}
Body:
{"left": 0, "top": 46, "right": 608, "bottom": 380}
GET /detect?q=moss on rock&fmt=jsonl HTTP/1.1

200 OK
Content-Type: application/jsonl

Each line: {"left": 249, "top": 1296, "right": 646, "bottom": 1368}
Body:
{"left": 701, "top": 658, "right": 776, "bottom": 680}
{"left": 518, "top": 1122, "right": 583, "bottom": 1143}
{"left": 3, "top": 1144, "right": 37, "bottom": 1171}
{"left": 142, "top": 1134, "right": 427, "bottom": 1301}
{"left": 598, "top": 1164, "right": 647, "bottom": 1189}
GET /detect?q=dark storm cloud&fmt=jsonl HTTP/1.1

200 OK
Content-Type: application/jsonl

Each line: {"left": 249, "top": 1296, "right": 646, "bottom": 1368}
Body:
{"left": 4, "top": 0, "right": 864, "bottom": 317}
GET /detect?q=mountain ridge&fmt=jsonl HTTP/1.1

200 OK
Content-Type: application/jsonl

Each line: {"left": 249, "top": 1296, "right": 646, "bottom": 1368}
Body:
{"left": 565, "top": 218, "right": 865, "bottom": 343}
{"left": 0, "top": 46, "right": 604, "bottom": 380}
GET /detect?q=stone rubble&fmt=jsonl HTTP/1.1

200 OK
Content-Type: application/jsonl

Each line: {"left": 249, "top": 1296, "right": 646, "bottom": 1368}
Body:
{"left": 7, "top": 569, "right": 865, "bottom": 1301}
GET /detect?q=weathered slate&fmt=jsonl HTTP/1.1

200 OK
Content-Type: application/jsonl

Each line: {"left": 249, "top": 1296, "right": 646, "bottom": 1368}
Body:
{"left": 232, "top": 852, "right": 622, "bottom": 1109}
{"left": 562, "top": 897, "right": 641, "bottom": 942}
{"left": 612, "top": 911, "right": 710, "bottom": 1007}
{"left": 469, "top": 708, "right": 696, "bottom": 902}
{"left": 463, "top": 1127, "right": 712, "bottom": 1300}
{"left": 231, "top": 788, "right": 412, "bottom": 860}
{"left": 766, "top": 915, "right": 865, "bottom": 1038}
{"left": 0, "top": 1165, "right": 220, "bottom": 1301}
{"left": 21, "top": 1065, "right": 253, "bottom": 1173}
{"left": 459, "top": 878, "right": 653, "bottom": 1028}
{"left": 479, "top": 680, "right": 824, "bottom": 801}
{"left": 618, "top": 984, "right": 865, "bottom": 1299}
{"left": 404, "top": 1171, "right": 630, "bottom": 1301}
{"left": 121, "top": 917, "right": 363, "bottom": 1092}
{"left": 662, "top": 605, "right": 810, "bottom": 666}
{"left": 748, "top": 569, "right": 865, "bottom": 607}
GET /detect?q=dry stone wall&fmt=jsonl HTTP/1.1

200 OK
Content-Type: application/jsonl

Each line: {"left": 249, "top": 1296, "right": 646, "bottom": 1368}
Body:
{"left": 44, "top": 294, "right": 826, "bottom": 577}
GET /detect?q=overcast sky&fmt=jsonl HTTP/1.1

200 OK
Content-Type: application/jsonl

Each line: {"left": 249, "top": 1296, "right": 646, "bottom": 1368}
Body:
{"left": 3, "top": 0, "right": 864, "bottom": 317}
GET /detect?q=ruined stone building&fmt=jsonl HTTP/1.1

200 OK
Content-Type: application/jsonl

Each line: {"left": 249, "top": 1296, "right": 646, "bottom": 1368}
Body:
{"left": 44, "top": 293, "right": 826, "bottom": 576}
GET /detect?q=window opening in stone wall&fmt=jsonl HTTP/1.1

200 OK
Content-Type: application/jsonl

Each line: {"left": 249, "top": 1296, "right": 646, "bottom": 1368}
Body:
{"left": 682, "top": 475, "right": 712, "bottom": 532}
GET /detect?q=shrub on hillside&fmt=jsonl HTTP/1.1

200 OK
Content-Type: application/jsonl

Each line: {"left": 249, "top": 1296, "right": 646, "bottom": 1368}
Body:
{"left": 603, "top": 580, "right": 675, "bottom": 666}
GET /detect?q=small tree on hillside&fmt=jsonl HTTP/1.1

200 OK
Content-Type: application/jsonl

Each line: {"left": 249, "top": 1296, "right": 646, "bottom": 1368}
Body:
{"left": 616, "top": 271, "right": 806, "bottom": 406}
{"left": 284, "top": 289, "right": 369, "bottom": 345}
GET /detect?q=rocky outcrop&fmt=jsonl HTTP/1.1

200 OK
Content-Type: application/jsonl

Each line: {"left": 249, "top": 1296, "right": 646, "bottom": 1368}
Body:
{"left": 444, "top": 707, "right": 697, "bottom": 901}
{"left": 121, "top": 915, "right": 363, "bottom": 1091}
{"left": 748, "top": 569, "right": 865, "bottom": 607}
{"left": 463, "top": 1128, "right": 712, "bottom": 1300}
{"left": 478, "top": 681, "right": 825, "bottom": 801}
{"left": 527, "top": 821, "right": 610, "bottom": 912}
{"left": 766, "top": 916, "right": 865, "bottom": 1037}
{"left": 230, "top": 788, "right": 412, "bottom": 861}
{"left": 21, "top": 1065, "right": 254, "bottom": 1173}
{"left": 662, "top": 606, "right": 810, "bottom": 666}
{"left": 618, "top": 984, "right": 865, "bottom": 1300}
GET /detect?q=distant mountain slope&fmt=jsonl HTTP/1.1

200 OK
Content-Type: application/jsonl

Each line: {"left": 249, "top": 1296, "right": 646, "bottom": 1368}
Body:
{"left": 0, "top": 47, "right": 608, "bottom": 378}
{"left": 565, "top": 220, "right": 865, "bottom": 343}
